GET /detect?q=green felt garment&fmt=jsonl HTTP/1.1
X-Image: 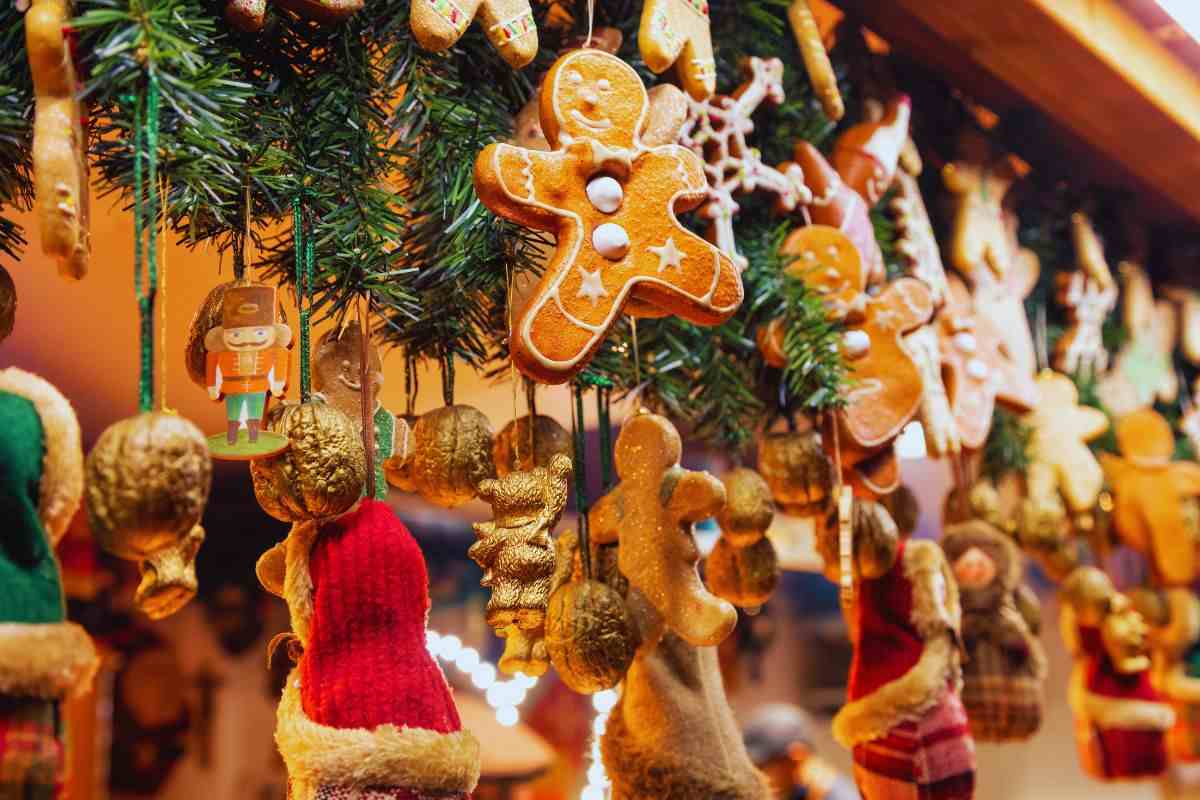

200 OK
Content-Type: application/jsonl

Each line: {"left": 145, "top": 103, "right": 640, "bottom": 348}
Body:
{"left": 0, "top": 391, "right": 64, "bottom": 625}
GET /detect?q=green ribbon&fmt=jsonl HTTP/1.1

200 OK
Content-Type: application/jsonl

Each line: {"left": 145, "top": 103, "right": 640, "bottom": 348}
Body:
{"left": 132, "top": 73, "right": 161, "bottom": 414}
{"left": 292, "top": 193, "right": 313, "bottom": 402}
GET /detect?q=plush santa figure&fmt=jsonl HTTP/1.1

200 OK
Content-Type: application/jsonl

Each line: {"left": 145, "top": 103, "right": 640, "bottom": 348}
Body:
{"left": 1063, "top": 567, "right": 1173, "bottom": 781}
{"left": 0, "top": 368, "right": 96, "bottom": 797}
{"left": 257, "top": 499, "right": 480, "bottom": 800}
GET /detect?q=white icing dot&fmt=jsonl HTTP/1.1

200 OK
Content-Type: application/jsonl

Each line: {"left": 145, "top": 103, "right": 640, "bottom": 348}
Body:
{"left": 598, "top": 79, "right": 611, "bottom": 91}
{"left": 966, "top": 358, "right": 989, "bottom": 380}
{"left": 567, "top": 70, "right": 582, "bottom": 84}
{"left": 803, "top": 250, "right": 817, "bottom": 261}
{"left": 826, "top": 245, "right": 840, "bottom": 259}
{"left": 593, "top": 223, "right": 630, "bottom": 261}
{"left": 586, "top": 176, "right": 623, "bottom": 214}
{"left": 953, "top": 332, "right": 977, "bottom": 354}
{"left": 843, "top": 330, "right": 871, "bottom": 359}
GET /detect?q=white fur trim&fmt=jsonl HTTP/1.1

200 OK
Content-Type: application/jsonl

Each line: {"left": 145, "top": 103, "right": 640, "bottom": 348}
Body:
{"left": 0, "top": 622, "right": 97, "bottom": 699}
{"left": 276, "top": 671, "right": 480, "bottom": 798}
{"left": 0, "top": 368, "right": 83, "bottom": 543}
{"left": 282, "top": 521, "right": 318, "bottom": 645}
{"left": 1082, "top": 689, "right": 1175, "bottom": 732}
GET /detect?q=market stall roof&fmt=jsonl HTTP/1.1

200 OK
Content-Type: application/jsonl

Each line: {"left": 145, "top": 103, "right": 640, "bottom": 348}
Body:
{"left": 830, "top": 0, "right": 1200, "bottom": 226}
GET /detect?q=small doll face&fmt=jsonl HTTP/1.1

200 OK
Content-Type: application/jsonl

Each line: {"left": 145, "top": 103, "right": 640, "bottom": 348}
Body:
{"left": 543, "top": 50, "right": 644, "bottom": 149}
{"left": 1102, "top": 593, "right": 1152, "bottom": 674}
{"left": 952, "top": 546, "right": 997, "bottom": 590}
{"left": 222, "top": 324, "right": 277, "bottom": 351}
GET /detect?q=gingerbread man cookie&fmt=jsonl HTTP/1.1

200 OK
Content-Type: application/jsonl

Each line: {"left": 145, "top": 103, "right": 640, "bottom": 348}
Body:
{"left": 968, "top": 212, "right": 1041, "bottom": 379}
{"left": 26, "top": 0, "right": 90, "bottom": 279}
{"left": 589, "top": 412, "right": 736, "bottom": 647}
{"left": 1101, "top": 409, "right": 1200, "bottom": 587}
{"left": 677, "top": 56, "right": 809, "bottom": 271}
{"left": 939, "top": 276, "right": 1039, "bottom": 451}
{"left": 1022, "top": 370, "right": 1109, "bottom": 516}
{"left": 942, "top": 131, "right": 1020, "bottom": 280}
{"left": 411, "top": 0, "right": 537, "bottom": 68}
{"left": 1098, "top": 262, "right": 1179, "bottom": 416}
{"left": 1054, "top": 213, "right": 1117, "bottom": 377}
{"left": 474, "top": 50, "right": 742, "bottom": 384}
{"left": 639, "top": 0, "right": 717, "bottom": 100}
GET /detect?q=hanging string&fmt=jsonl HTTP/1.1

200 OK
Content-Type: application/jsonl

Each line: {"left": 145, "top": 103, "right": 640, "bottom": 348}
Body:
{"left": 358, "top": 296, "right": 377, "bottom": 499}
{"left": 571, "top": 381, "right": 592, "bottom": 580}
{"left": 233, "top": 176, "right": 250, "bottom": 281}
{"left": 404, "top": 352, "right": 417, "bottom": 417}
{"left": 441, "top": 350, "right": 455, "bottom": 406}
{"left": 292, "top": 192, "right": 313, "bottom": 402}
{"left": 133, "top": 73, "right": 161, "bottom": 414}
{"left": 158, "top": 175, "right": 175, "bottom": 414}
{"left": 585, "top": 0, "right": 595, "bottom": 45}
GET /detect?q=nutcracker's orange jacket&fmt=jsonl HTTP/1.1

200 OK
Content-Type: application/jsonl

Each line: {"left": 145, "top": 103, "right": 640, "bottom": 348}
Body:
{"left": 205, "top": 347, "right": 290, "bottom": 395}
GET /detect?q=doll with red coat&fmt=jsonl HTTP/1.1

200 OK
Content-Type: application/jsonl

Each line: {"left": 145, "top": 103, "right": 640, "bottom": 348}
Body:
{"left": 1061, "top": 567, "right": 1174, "bottom": 781}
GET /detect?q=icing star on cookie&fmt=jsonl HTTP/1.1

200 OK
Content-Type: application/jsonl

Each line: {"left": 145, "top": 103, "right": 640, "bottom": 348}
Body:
{"left": 1102, "top": 409, "right": 1200, "bottom": 587}
{"left": 474, "top": 49, "right": 743, "bottom": 384}
{"left": 639, "top": 0, "right": 717, "bottom": 100}
{"left": 411, "top": 0, "right": 537, "bottom": 68}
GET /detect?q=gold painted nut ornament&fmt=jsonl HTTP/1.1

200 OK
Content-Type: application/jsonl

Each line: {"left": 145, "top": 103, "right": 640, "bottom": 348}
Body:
{"left": 249, "top": 401, "right": 366, "bottom": 522}
{"left": 756, "top": 429, "right": 833, "bottom": 516}
{"left": 545, "top": 578, "right": 638, "bottom": 694}
{"left": 85, "top": 411, "right": 212, "bottom": 618}
{"left": 717, "top": 467, "right": 774, "bottom": 548}
{"left": 493, "top": 414, "right": 573, "bottom": 477}
{"left": 404, "top": 404, "right": 496, "bottom": 508}
{"left": 705, "top": 536, "right": 779, "bottom": 608}
{"left": 183, "top": 280, "right": 288, "bottom": 389}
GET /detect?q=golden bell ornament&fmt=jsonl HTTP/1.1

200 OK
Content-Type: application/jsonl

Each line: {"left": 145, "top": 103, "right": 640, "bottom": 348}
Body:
{"left": 705, "top": 536, "right": 780, "bottom": 608}
{"left": 493, "top": 414, "right": 573, "bottom": 477}
{"left": 757, "top": 429, "right": 833, "bottom": 516}
{"left": 85, "top": 411, "right": 212, "bottom": 617}
{"left": 408, "top": 404, "right": 496, "bottom": 508}
{"left": 717, "top": 468, "right": 774, "bottom": 548}
{"left": 183, "top": 279, "right": 288, "bottom": 388}
{"left": 545, "top": 578, "right": 638, "bottom": 694}
{"left": 249, "top": 401, "right": 366, "bottom": 522}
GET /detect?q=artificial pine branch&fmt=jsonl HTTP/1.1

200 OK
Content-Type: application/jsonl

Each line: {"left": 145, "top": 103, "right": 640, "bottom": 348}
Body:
{"left": 0, "top": 9, "right": 33, "bottom": 262}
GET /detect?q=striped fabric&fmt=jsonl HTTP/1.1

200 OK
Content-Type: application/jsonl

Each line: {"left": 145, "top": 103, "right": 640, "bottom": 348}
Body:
{"left": 0, "top": 697, "right": 62, "bottom": 800}
{"left": 959, "top": 669, "right": 1042, "bottom": 742}
{"left": 852, "top": 691, "right": 976, "bottom": 800}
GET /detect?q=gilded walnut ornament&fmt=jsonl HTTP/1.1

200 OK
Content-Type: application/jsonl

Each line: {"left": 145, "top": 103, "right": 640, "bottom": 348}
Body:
{"left": 757, "top": 429, "right": 833, "bottom": 517}
{"left": 404, "top": 404, "right": 496, "bottom": 508}
{"left": 492, "top": 414, "right": 573, "bottom": 477}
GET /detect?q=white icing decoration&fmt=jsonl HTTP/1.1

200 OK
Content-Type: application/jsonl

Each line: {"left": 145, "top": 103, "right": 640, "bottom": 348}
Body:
{"left": 649, "top": 237, "right": 684, "bottom": 273}
{"left": 576, "top": 266, "right": 609, "bottom": 308}
{"left": 843, "top": 329, "right": 871, "bottom": 359}
{"left": 953, "top": 332, "right": 977, "bottom": 354}
{"left": 966, "top": 358, "right": 989, "bottom": 381}
{"left": 592, "top": 223, "right": 630, "bottom": 261}
{"left": 586, "top": 176, "right": 623, "bottom": 214}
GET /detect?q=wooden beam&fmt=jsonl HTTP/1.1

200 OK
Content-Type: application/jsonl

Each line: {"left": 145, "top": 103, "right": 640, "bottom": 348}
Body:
{"left": 832, "top": 0, "right": 1200, "bottom": 225}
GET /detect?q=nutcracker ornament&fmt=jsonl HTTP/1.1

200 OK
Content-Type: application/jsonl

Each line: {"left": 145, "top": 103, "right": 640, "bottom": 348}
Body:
{"left": 942, "top": 520, "right": 1046, "bottom": 741}
{"left": 814, "top": 498, "right": 976, "bottom": 800}
{"left": 1062, "top": 567, "right": 1173, "bottom": 781}
{"left": 203, "top": 283, "right": 293, "bottom": 459}
{"left": 0, "top": 368, "right": 97, "bottom": 797}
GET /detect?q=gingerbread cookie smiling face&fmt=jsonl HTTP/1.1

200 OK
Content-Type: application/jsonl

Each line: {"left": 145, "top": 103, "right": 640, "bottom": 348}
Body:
{"left": 474, "top": 50, "right": 742, "bottom": 384}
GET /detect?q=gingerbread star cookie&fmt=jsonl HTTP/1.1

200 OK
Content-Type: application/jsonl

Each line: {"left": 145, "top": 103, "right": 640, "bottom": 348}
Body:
{"left": 639, "top": 0, "right": 717, "bottom": 100}
{"left": 589, "top": 412, "right": 736, "bottom": 646}
{"left": 677, "top": 57, "right": 809, "bottom": 271}
{"left": 1022, "top": 370, "right": 1109, "bottom": 516}
{"left": 1102, "top": 409, "right": 1200, "bottom": 587}
{"left": 26, "top": 0, "right": 90, "bottom": 279}
{"left": 411, "top": 0, "right": 537, "bottom": 68}
{"left": 1054, "top": 212, "right": 1117, "bottom": 377}
{"left": 474, "top": 49, "right": 742, "bottom": 384}
{"left": 1098, "top": 262, "right": 1179, "bottom": 417}
{"left": 940, "top": 276, "right": 1039, "bottom": 451}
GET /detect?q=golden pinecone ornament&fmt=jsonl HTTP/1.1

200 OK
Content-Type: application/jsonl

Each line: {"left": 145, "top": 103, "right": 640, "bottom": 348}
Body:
{"left": 183, "top": 279, "right": 288, "bottom": 388}
{"left": 85, "top": 411, "right": 212, "bottom": 618}
{"left": 249, "top": 401, "right": 365, "bottom": 522}
{"left": 546, "top": 578, "right": 638, "bottom": 693}
{"left": 493, "top": 414, "right": 573, "bottom": 477}
{"left": 757, "top": 429, "right": 833, "bottom": 517}
{"left": 407, "top": 404, "right": 496, "bottom": 508}
{"left": 706, "top": 537, "right": 779, "bottom": 608}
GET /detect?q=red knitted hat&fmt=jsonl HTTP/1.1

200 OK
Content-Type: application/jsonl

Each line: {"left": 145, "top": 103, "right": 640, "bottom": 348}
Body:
{"left": 273, "top": 500, "right": 480, "bottom": 799}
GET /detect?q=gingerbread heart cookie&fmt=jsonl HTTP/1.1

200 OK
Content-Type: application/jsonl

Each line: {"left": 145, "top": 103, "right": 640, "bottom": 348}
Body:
{"left": 411, "top": 0, "right": 537, "bottom": 68}
{"left": 474, "top": 49, "right": 743, "bottom": 384}
{"left": 1102, "top": 409, "right": 1200, "bottom": 587}
{"left": 639, "top": 0, "right": 717, "bottom": 100}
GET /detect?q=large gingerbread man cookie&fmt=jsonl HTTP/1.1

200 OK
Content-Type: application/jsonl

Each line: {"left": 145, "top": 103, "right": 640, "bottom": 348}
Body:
{"left": 1102, "top": 409, "right": 1200, "bottom": 587}
{"left": 26, "top": 0, "right": 90, "bottom": 280}
{"left": 411, "top": 0, "right": 537, "bottom": 68}
{"left": 589, "top": 412, "right": 736, "bottom": 647}
{"left": 942, "top": 131, "right": 1019, "bottom": 281}
{"left": 474, "top": 50, "right": 743, "bottom": 384}
{"left": 639, "top": 0, "right": 717, "bottom": 100}
{"left": 1023, "top": 370, "right": 1109, "bottom": 516}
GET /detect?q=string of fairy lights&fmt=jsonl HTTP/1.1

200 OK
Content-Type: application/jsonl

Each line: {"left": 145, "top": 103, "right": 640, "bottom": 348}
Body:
{"left": 427, "top": 629, "right": 618, "bottom": 798}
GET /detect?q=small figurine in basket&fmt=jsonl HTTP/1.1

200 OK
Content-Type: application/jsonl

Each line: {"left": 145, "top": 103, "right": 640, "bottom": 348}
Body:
{"left": 204, "top": 283, "right": 292, "bottom": 458}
